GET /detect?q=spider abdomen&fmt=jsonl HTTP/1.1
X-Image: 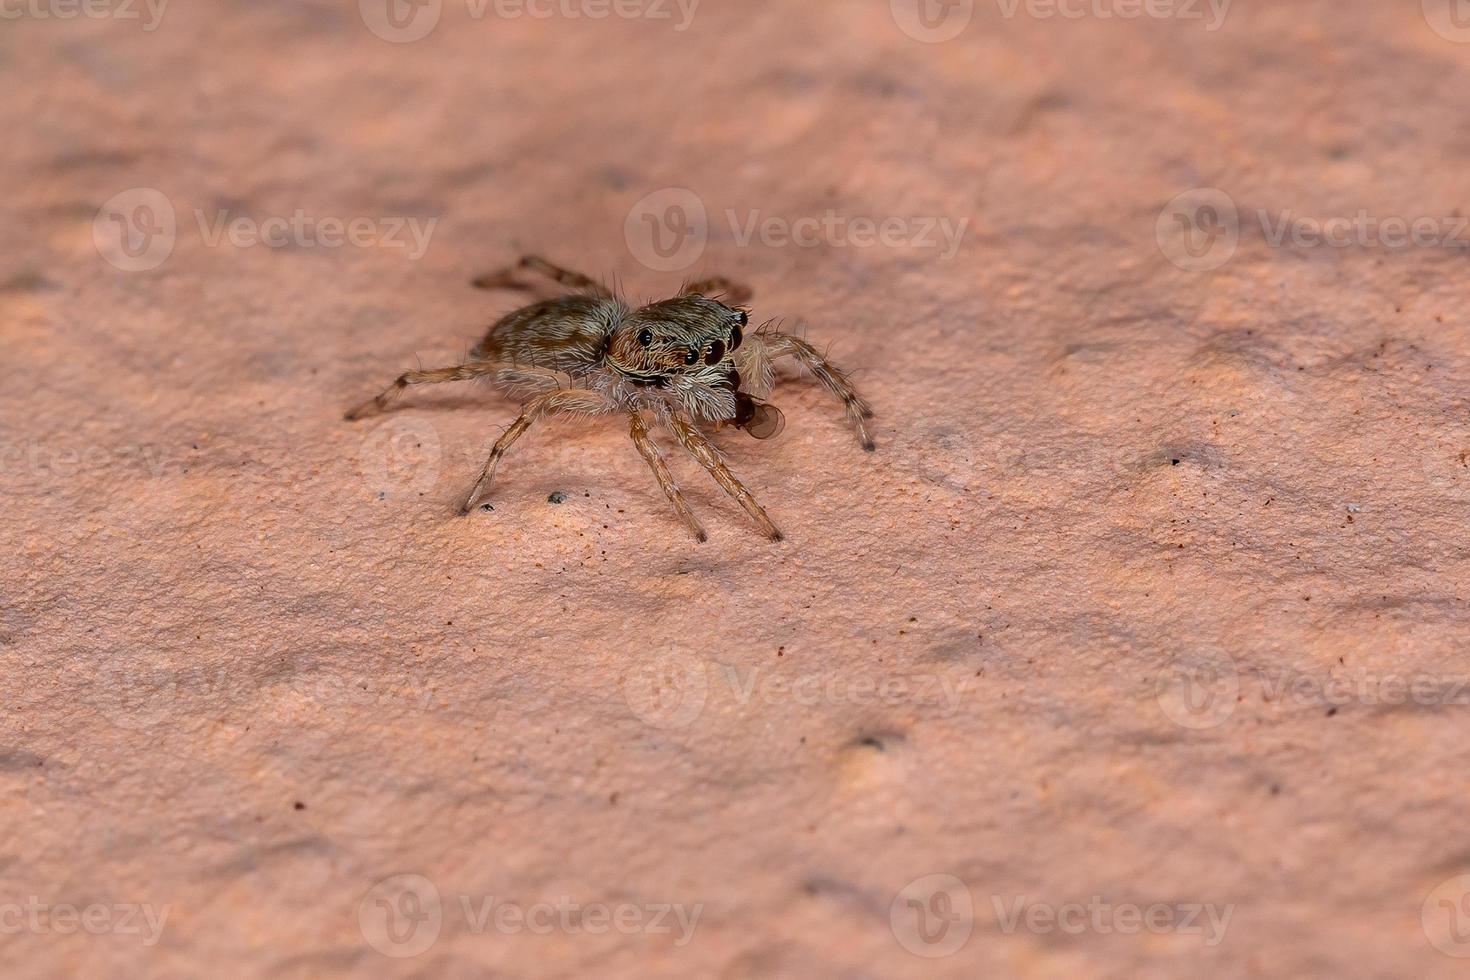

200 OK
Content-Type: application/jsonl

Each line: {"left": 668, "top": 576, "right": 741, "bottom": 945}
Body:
{"left": 472, "top": 294, "right": 623, "bottom": 375}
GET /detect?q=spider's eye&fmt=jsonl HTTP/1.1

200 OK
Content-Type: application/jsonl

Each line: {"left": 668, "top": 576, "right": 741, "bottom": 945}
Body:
{"left": 730, "top": 323, "right": 743, "bottom": 352}
{"left": 737, "top": 310, "right": 749, "bottom": 326}
{"left": 683, "top": 347, "right": 701, "bottom": 366}
{"left": 705, "top": 340, "right": 725, "bottom": 365}
{"left": 636, "top": 329, "right": 654, "bottom": 347}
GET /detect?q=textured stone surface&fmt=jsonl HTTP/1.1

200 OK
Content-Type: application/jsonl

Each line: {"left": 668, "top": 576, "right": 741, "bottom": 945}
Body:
{"left": 5, "top": 0, "right": 1470, "bottom": 976}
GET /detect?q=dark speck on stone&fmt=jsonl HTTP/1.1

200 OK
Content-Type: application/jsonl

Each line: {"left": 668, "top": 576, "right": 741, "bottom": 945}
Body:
{"left": 377, "top": 492, "right": 385, "bottom": 500}
{"left": 548, "top": 490, "right": 568, "bottom": 504}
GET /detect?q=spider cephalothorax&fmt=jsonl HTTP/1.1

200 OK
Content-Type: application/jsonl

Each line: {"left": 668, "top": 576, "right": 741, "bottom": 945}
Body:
{"left": 604, "top": 295, "right": 750, "bottom": 424}
{"left": 346, "top": 255, "right": 874, "bottom": 542}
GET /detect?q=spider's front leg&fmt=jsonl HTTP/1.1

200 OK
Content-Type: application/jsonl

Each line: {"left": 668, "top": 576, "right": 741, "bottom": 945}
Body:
{"left": 667, "top": 416, "right": 784, "bottom": 542}
{"left": 745, "top": 330, "right": 875, "bottom": 451}
{"left": 628, "top": 413, "right": 707, "bottom": 543}
{"left": 461, "top": 388, "right": 609, "bottom": 513}
{"left": 472, "top": 254, "right": 613, "bottom": 298}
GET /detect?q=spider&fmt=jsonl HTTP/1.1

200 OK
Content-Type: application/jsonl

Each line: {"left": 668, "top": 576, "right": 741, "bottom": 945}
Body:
{"left": 345, "top": 255, "right": 874, "bottom": 542}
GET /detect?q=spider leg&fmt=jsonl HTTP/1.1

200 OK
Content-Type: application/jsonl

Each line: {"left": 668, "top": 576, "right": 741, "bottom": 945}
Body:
{"left": 629, "top": 413, "right": 706, "bottom": 543}
{"left": 681, "top": 276, "right": 753, "bottom": 305}
{"left": 461, "top": 388, "right": 608, "bottom": 513}
{"left": 753, "top": 330, "right": 875, "bottom": 451}
{"left": 472, "top": 254, "right": 613, "bottom": 298}
{"left": 666, "top": 416, "right": 783, "bottom": 542}
{"left": 345, "top": 360, "right": 503, "bottom": 421}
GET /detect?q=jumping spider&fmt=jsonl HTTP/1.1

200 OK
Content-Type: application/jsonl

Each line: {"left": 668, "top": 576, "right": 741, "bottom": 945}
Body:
{"left": 345, "top": 255, "right": 874, "bottom": 542}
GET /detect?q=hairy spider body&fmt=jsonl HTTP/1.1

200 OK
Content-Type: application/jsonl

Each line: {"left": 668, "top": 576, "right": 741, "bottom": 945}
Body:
{"left": 345, "top": 255, "right": 874, "bottom": 542}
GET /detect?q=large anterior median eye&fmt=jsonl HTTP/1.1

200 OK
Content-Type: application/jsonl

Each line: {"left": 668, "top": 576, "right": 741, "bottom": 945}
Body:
{"left": 704, "top": 340, "right": 725, "bottom": 365}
